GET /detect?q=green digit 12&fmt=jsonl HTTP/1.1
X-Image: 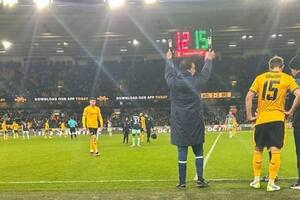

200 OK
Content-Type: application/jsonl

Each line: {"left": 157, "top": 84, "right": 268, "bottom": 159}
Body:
{"left": 195, "top": 30, "right": 209, "bottom": 50}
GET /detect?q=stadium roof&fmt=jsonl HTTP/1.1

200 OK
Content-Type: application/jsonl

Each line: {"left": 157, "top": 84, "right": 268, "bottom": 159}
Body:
{"left": 0, "top": 0, "right": 300, "bottom": 58}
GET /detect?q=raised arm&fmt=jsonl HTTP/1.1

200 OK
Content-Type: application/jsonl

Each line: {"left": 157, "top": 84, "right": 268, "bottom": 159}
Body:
{"left": 195, "top": 60, "right": 213, "bottom": 88}
{"left": 195, "top": 50, "right": 215, "bottom": 88}
{"left": 164, "top": 50, "right": 178, "bottom": 88}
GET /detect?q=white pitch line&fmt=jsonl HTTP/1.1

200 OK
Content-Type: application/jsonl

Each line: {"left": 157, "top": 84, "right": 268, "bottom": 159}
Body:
{"left": 204, "top": 132, "right": 222, "bottom": 169}
{"left": 0, "top": 177, "right": 298, "bottom": 185}
{"left": 0, "top": 180, "right": 177, "bottom": 185}
{"left": 194, "top": 132, "right": 222, "bottom": 180}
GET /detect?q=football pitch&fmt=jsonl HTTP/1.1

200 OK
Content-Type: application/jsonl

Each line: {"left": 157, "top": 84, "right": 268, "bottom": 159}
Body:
{"left": 0, "top": 131, "right": 300, "bottom": 200}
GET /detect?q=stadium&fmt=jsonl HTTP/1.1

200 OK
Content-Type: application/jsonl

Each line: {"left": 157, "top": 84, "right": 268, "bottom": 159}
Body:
{"left": 1, "top": 0, "right": 300, "bottom": 199}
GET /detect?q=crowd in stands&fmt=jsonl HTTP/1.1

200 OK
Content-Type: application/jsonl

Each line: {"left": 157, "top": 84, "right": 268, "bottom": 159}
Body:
{"left": 0, "top": 54, "right": 296, "bottom": 99}
{"left": 1, "top": 54, "right": 295, "bottom": 127}
{"left": 0, "top": 104, "right": 248, "bottom": 129}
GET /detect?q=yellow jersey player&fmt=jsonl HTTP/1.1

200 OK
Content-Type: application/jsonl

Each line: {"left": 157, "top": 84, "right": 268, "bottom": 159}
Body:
{"left": 60, "top": 122, "right": 67, "bottom": 138}
{"left": 82, "top": 97, "right": 104, "bottom": 156}
{"left": 225, "top": 111, "right": 238, "bottom": 138}
{"left": 140, "top": 113, "right": 146, "bottom": 143}
{"left": 246, "top": 56, "right": 300, "bottom": 192}
{"left": 44, "top": 120, "right": 51, "bottom": 139}
{"left": 12, "top": 121, "right": 19, "bottom": 139}
{"left": 28, "top": 121, "right": 33, "bottom": 135}
{"left": 2, "top": 121, "right": 8, "bottom": 141}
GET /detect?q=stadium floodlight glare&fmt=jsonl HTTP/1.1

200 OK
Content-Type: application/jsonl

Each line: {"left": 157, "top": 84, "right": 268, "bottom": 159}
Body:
{"left": 271, "top": 34, "right": 277, "bottom": 38}
{"left": 2, "top": 40, "right": 12, "bottom": 50}
{"left": 1, "top": 0, "right": 18, "bottom": 7}
{"left": 241, "top": 35, "right": 247, "bottom": 40}
{"left": 107, "top": 0, "right": 126, "bottom": 9}
{"left": 33, "top": 0, "right": 53, "bottom": 9}
{"left": 132, "top": 39, "right": 139, "bottom": 46}
{"left": 144, "top": 0, "right": 157, "bottom": 4}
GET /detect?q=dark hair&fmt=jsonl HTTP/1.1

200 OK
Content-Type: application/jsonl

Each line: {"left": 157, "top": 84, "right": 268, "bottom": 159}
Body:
{"left": 89, "top": 97, "right": 96, "bottom": 101}
{"left": 289, "top": 55, "right": 300, "bottom": 70}
{"left": 268, "top": 56, "right": 284, "bottom": 69}
{"left": 179, "top": 59, "right": 194, "bottom": 72}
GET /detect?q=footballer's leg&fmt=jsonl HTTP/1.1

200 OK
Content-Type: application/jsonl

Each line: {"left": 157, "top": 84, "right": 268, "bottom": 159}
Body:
{"left": 192, "top": 143, "right": 208, "bottom": 188}
{"left": 250, "top": 123, "right": 265, "bottom": 189}
{"left": 126, "top": 132, "right": 129, "bottom": 144}
{"left": 250, "top": 147, "right": 263, "bottom": 189}
{"left": 96, "top": 129, "right": 99, "bottom": 140}
{"left": 267, "top": 147, "right": 281, "bottom": 192}
{"left": 176, "top": 146, "right": 188, "bottom": 189}
{"left": 89, "top": 129, "right": 94, "bottom": 154}
{"left": 140, "top": 129, "right": 144, "bottom": 143}
{"left": 4, "top": 131, "right": 8, "bottom": 141}
{"left": 267, "top": 122, "right": 284, "bottom": 192}
{"left": 90, "top": 129, "right": 99, "bottom": 156}
{"left": 92, "top": 134, "right": 99, "bottom": 156}
{"left": 137, "top": 131, "right": 141, "bottom": 147}
{"left": 228, "top": 125, "right": 233, "bottom": 138}
{"left": 147, "top": 129, "right": 151, "bottom": 143}
{"left": 22, "top": 131, "right": 26, "bottom": 140}
{"left": 131, "top": 130, "right": 136, "bottom": 147}
{"left": 232, "top": 127, "right": 237, "bottom": 137}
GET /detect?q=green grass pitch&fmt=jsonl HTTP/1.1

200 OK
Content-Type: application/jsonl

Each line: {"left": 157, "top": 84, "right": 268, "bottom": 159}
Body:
{"left": 0, "top": 131, "right": 300, "bottom": 200}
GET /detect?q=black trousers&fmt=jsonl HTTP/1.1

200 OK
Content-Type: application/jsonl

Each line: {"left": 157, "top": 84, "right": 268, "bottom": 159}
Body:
{"left": 146, "top": 129, "right": 151, "bottom": 143}
{"left": 294, "top": 129, "right": 300, "bottom": 169}
{"left": 123, "top": 132, "right": 129, "bottom": 144}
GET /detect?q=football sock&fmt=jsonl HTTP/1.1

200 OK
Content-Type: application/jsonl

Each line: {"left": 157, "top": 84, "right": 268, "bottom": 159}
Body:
{"left": 253, "top": 150, "right": 263, "bottom": 178}
{"left": 195, "top": 155, "right": 204, "bottom": 179}
{"left": 178, "top": 161, "right": 187, "bottom": 185}
{"left": 269, "top": 150, "right": 281, "bottom": 182}
{"left": 93, "top": 137, "right": 98, "bottom": 153}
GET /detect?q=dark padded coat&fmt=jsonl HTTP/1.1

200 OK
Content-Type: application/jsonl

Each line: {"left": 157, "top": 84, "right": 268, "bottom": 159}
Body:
{"left": 165, "top": 59, "right": 213, "bottom": 146}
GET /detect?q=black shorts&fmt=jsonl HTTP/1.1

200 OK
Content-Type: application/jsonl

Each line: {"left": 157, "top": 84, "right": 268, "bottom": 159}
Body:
{"left": 89, "top": 128, "right": 98, "bottom": 135}
{"left": 70, "top": 127, "right": 76, "bottom": 133}
{"left": 254, "top": 121, "right": 285, "bottom": 149}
